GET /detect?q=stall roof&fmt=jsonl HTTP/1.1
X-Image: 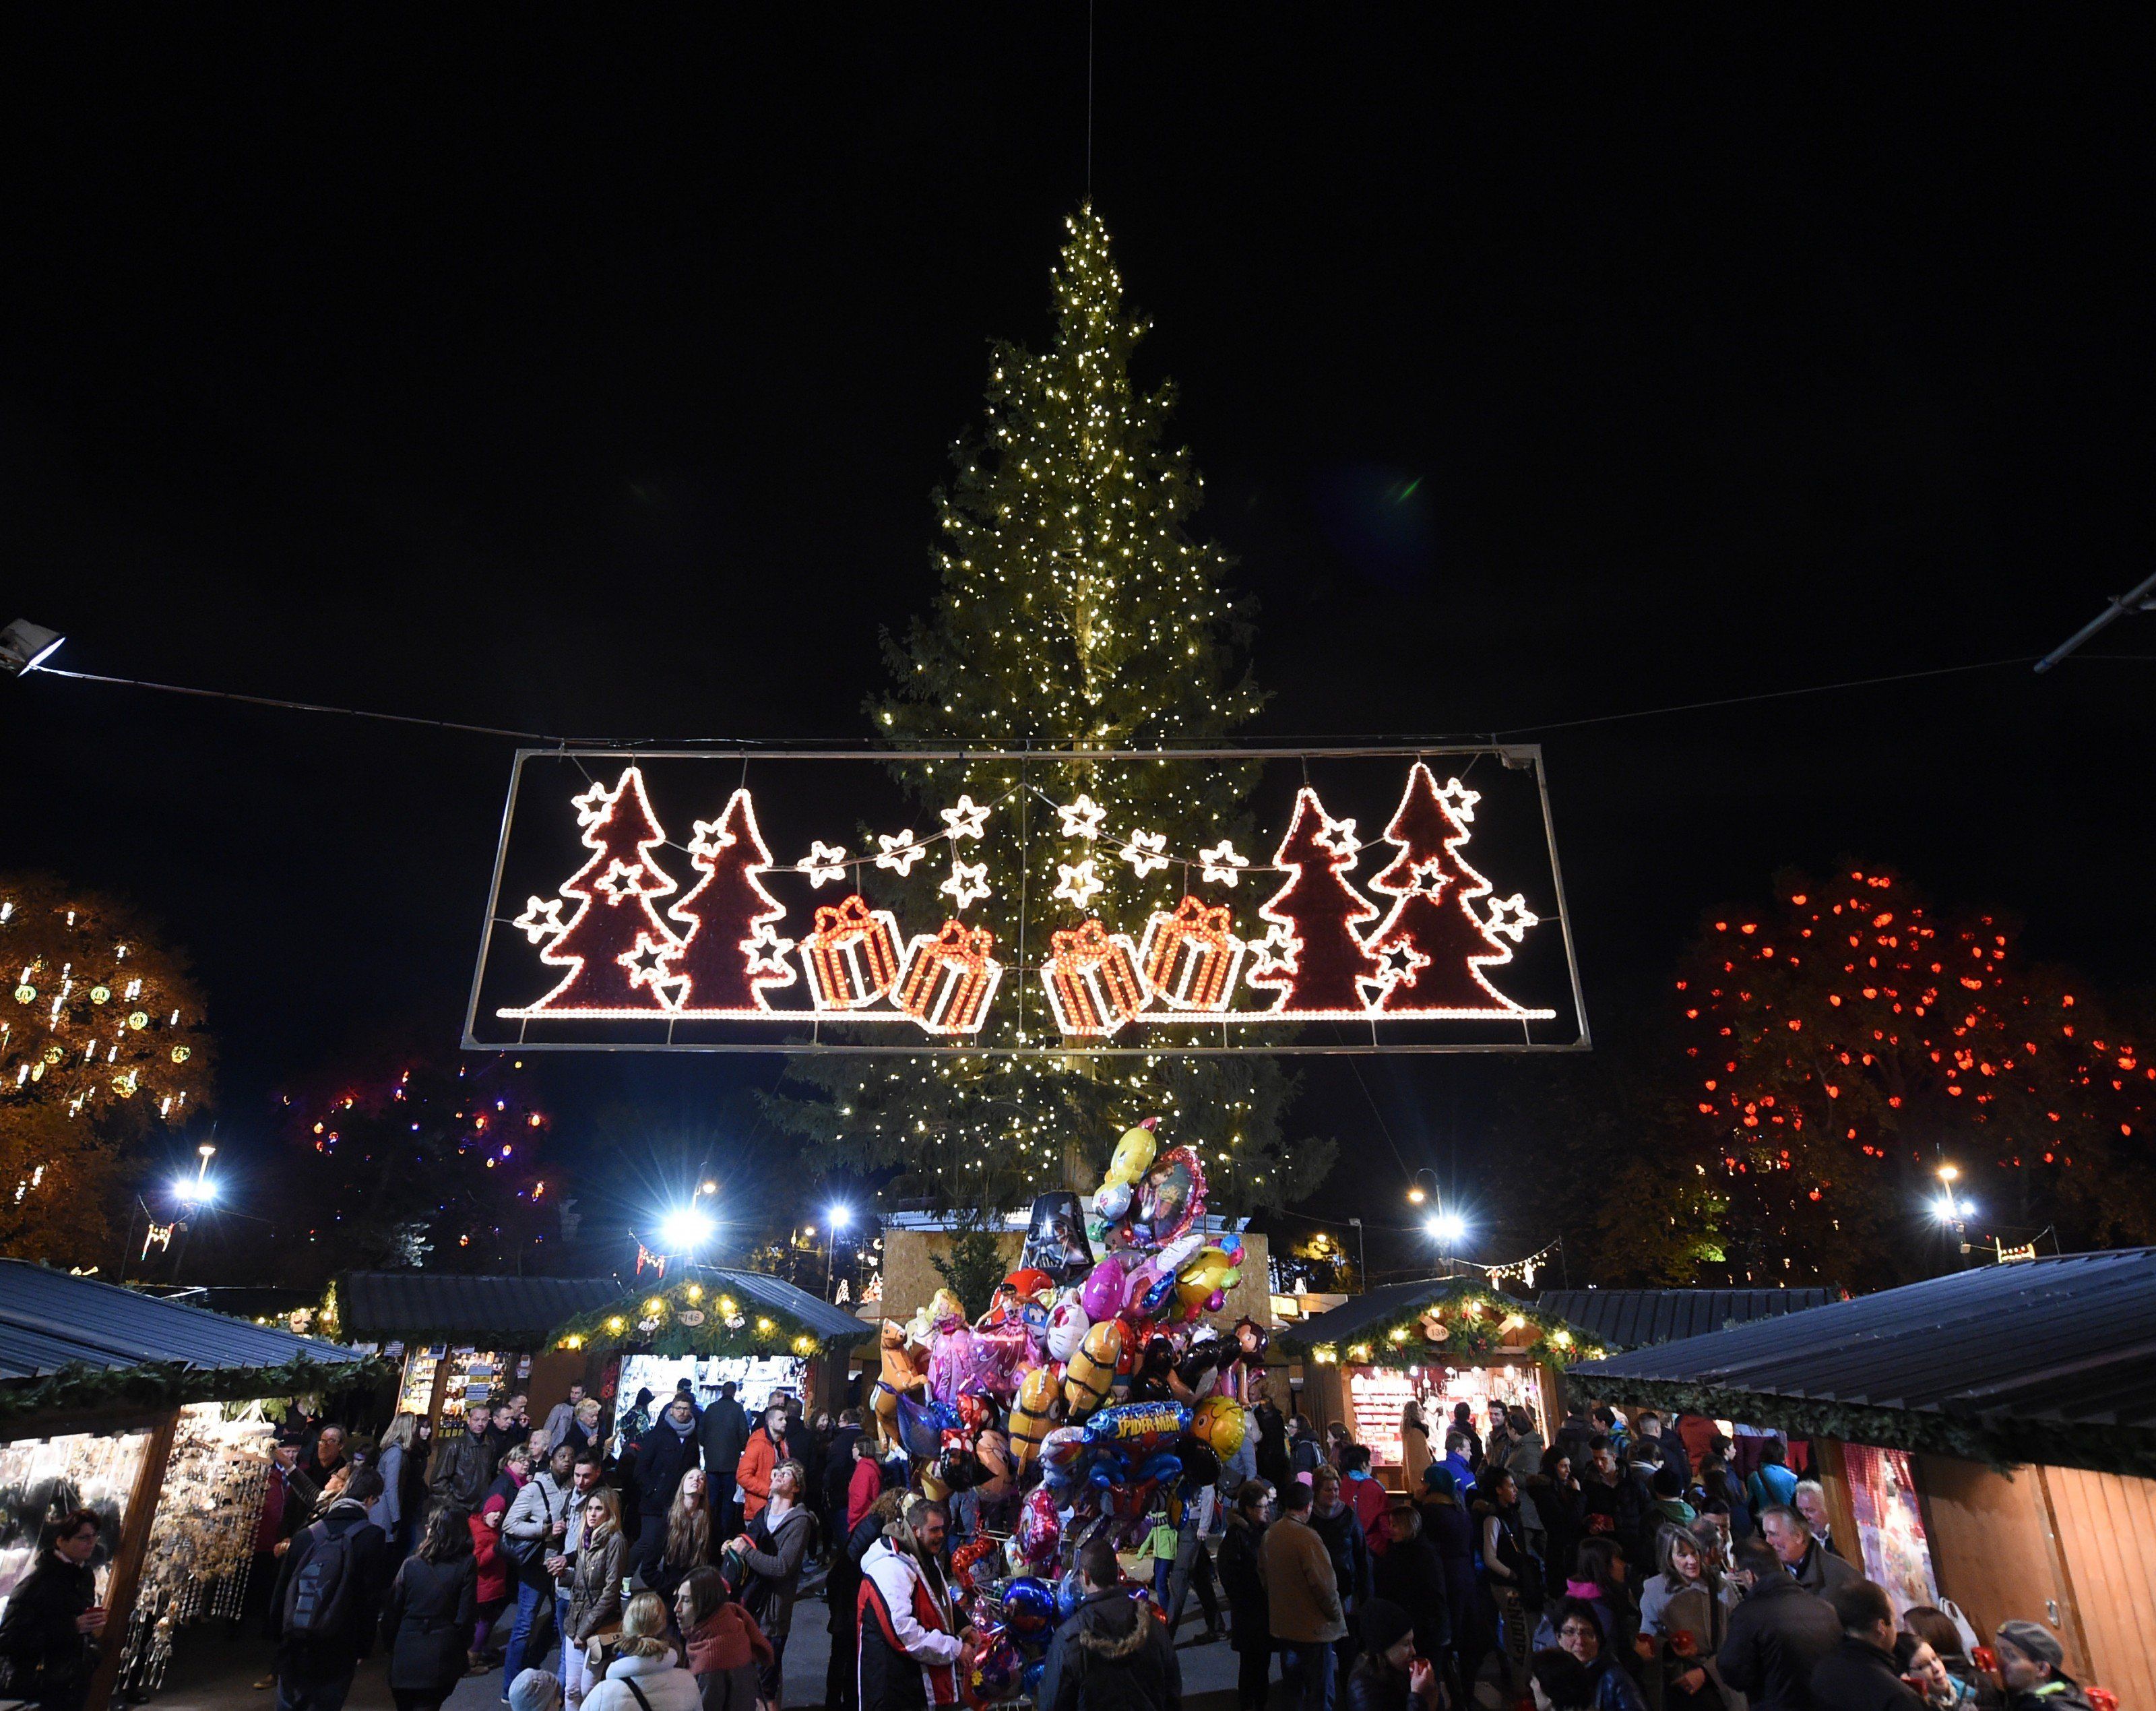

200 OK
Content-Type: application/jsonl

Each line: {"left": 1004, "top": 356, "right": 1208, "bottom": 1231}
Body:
{"left": 1279, "top": 1276, "right": 1595, "bottom": 1353}
{"left": 693, "top": 1268, "right": 871, "bottom": 1344}
{"left": 1, "top": 1259, "right": 371, "bottom": 1425}
{"left": 1536, "top": 1288, "right": 1832, "bottom": 1348}
{"left": 1566, "top": 1249, "right": 2156, "bottom": 1478}
{"left": 340, "top": 1272, "right": 623, "bottom": 1346}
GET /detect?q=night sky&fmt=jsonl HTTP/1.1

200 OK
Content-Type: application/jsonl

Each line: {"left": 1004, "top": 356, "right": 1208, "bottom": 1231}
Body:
{"left": 7, "top": 13, "right": 2152, "bottom": 1268}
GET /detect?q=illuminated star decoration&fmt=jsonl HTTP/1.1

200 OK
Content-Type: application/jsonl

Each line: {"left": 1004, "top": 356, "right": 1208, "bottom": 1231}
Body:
{"left": 1313, "top": 813, "right": 1362, "bottom": 861}
{"left": 1486, "top": 894, "right": 1540, "bottom": 943}
{"left": 595, "top": 859, "right": 654, "bottom": 903}
{"left": 1058, "top": 795, "right": 1108, "bottom": 840}
{"left": 939, "top": 795, "right": 990, "bottom": 840}
{"left": 1436, "top": 778, "right": 1481, "bottom": 823}
{"left": 1374, "top": 941, "right": 1429, "bottom": 985}
{"left": 1244, "top": 923, "right": 1300, "bottom": 980}
{"left": 617, "top": 933, "right": 682, "bottom": 1004}
{"left": 1198, "top": 840, "right": 1249, "bottom": 886}
{"left": 572, "top": 781, "right": 616, "bottom": 828}
{"left": 738, "top": 922, "right": 796, "bottom": 978}
{"left": 1407, "top": 859, "right": 1451, "bottom": 900}
{"left": 1054, "top": 859, "right": 1106, "bottom": 910}
{"left": 1120, "top": 830, "right": 1170, "bottom": 877}
{"left": 940, "top": 858, "right": 991, "bottom": 911}
{"left": 875, "top": 830, "right": 927, "bottom": 874}
{"left": 513, "top": 896, "right": 567, "bottom": 944}
{"left": 685, "top": 816, "right": 736, "bottom": 860}
{"left": 802, "top": 842, "right": 849, "bottom": 888}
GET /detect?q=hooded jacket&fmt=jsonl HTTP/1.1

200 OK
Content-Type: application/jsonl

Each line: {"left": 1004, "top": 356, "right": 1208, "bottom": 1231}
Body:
{"left": 857, "top": 1534, "right": 963, "bottom": 1709}
{"left": 581, "top": 1648, "right": 701, "bottom": 1711}
{"left": 1042, "top": 1587, "right": 1182, "bottom": 1711}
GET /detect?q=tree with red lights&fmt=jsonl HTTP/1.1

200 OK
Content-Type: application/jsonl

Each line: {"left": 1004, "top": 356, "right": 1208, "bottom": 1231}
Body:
{"left": 519, "top": 766, "right": 680, "bottom": 1012}
{"left": 1678, "top": 866, "right": 2155, "bottom": 1285}
{"left": 1246, "top": 786, "right": 1383, "bottom": 1014}
{"left": 667, "top": 788, "right": 798, "bottom": 1012}
{"left": 1362, "top": 761, "right": 1535, "bottom": 1014}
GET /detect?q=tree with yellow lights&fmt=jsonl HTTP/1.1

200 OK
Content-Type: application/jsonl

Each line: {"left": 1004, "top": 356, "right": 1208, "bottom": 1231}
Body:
{"left": 0, "top": 873, "right": 214, "bottom": 1264}
{"left": 766, "top": 206, "right": 1332, "bottom": 1214}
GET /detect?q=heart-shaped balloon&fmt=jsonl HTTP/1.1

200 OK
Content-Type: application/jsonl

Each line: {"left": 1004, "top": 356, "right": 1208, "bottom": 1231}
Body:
{"left": 957, "top": 1320, "right": 1033, "bottom": 1401}
{"left": 1136, "top": 1146, "right": 1206, "bottom": 1247}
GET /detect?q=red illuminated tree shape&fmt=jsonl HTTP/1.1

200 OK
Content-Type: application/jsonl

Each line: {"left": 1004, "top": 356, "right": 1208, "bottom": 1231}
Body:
{"left": 666, "top": 788, "right": 798, "bottom": 1014}
{"left": 1362, "top": 762, "right": 1536, "bottom": 1014}
{"left": 1245, "top": 786, "right": 1384, "bottom": 1014}
{"left": 515, "top": 766, "right": 681, "bottom": 1013}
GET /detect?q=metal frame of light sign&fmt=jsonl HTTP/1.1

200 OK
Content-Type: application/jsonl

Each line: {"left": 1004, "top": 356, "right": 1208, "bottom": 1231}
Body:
{"left": 462, "top": 745, "right": 1591, "bottom": 1056}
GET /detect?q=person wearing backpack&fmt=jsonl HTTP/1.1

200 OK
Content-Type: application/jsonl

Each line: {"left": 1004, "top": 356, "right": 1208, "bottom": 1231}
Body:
{"left": 267, "top": 1467, "right": 389, "bottom": 1711}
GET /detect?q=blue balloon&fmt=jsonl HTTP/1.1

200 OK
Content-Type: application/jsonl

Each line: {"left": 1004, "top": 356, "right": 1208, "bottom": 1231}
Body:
{"left": 1136, "top": 1450, "right": 1183, "bottom": 1486}
{"left": 1055, "top": 1569, "right": 1086, "bottom": 1621}
{"left": 1021, "top": 1660, "right": 1046, "bottom": 1698}
{"left": 1001, "top": 1576, "right": 1054, "bottom": 1636}
{"left": 893, "top": 1392, "right": 961, "bottom": 1460}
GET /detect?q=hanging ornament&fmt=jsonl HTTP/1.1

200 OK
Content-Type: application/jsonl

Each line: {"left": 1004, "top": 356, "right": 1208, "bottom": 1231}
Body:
{"left": 1042, "top": 920, "right": 1149, "bottom": 1037}
{"left": 1054, "top": 859, "right": 1106, "bottom": 911}
{"left": 870, "top": 827, "right": 926, "bottom": 875}
{"left": 1198, "top": 840, "right": 1249, "bottom": 886}
{"left": 1057, "top": 795, "right": 1108, "bottom": 840}
{"left": 797, "top": 895, "right": 903, "bottom": 1010}
{"left": 664, "top": 788, "right": 799, "bottom": 1015}
{"left": 940, "top": 858, "right": 991, "bottom": 911}
{"left": 802, "top": 842, "right": 849, "bottom": 888}
{"left": 1138, "top": 896, "right": 1245, "bottom": 1012}
{"left": 1119, "top": 831, "right": 1170, "bottom": 877}
{"left": 895, "top": 921, "right": 1003, "bottom": 1035}
{"left": 939, "top": 795, "right": 991, "bottom": 840}
{"left": 1244, "top": 786, "right": 1383, "bottom": 1016}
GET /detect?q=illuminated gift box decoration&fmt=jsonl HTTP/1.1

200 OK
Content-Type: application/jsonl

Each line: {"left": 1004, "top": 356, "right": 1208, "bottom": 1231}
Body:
{"left": 896, "top": 920, "right": 1004, "bottom": 1036}
{"left": 1139, "top": 895, "right": 1246, "bottom": 1012}
{"left": 797, "top": 894, "right": 903, "bottom": 1009}
{"left": 1043, "top": 919, "right": 1150, "bottom": 1036}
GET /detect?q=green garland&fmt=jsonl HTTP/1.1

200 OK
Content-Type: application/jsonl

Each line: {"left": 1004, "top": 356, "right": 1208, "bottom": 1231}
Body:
{"left": 1559, "top": 1371, "right": 2156, "bottom": 1481}
{"left": 0, "top": 1352, "right": 394, "bottom": 1431}
{"left": 1278, "top": 1282, "right": 1609, "bottom": 1371}
{"left": 550, "top": 1277, "right": 844, "bottom": 1361}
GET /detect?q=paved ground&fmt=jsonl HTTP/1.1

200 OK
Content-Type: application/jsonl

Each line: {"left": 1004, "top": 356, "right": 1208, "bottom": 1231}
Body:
{"left": 145, "top": 1580, "right": 1259, "bottom": 1711}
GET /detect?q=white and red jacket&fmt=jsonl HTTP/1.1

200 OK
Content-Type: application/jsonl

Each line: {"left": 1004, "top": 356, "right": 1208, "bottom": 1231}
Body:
{"left": 857, "top": 1536, "right": 963, "bottom": 1708}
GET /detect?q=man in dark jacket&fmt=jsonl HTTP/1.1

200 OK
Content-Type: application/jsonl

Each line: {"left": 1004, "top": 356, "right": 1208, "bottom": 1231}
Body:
{"left": 633, "top": 1392, "right": 702, "bottom": 1581}
{"left": 424, "top": 1406, "right": 494, "bottom": 1520}
{"left": 1811, "top": 1579, "right": 1924, "bottom": 1711}
{"left": 1762, "top": 1507, "right": 1860, "bottom": 1596}
{"left": 697, "top": 1380, "right": 752, "bottom": 1535}
{"left": 1040, "top": 1538, "right": 1182, "bottom": 1711}
{"left": 1716, "top": 1535, "right": 1841, "bottom": 1711}
{"left": 1994, "top": 1621, "right": 2094, "bottom": 1711}
{"left": 267, "top": 1470, "right": 389, "bottom": 1711}
{"left": 821, "top": 1412, "right": 864, "bottom": 1549}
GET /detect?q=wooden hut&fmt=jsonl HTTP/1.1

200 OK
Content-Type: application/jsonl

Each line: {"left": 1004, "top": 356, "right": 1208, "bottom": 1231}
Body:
{"left": 1568, "top": 1249, "right": 2156, "bottom": 1708}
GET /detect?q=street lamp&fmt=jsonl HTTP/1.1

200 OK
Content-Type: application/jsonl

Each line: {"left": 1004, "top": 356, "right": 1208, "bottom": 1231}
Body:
{"left": 1348, "top": 1216, "right": 1366, "bottom": 1295}
{"left": 1405, "top": 1167, "right": 1440, "bottom": 1206}
{"left": 173, "top": 1142, "right": 218, "bottom": 1206}
{"left": 1933, "top": 1163, "right": 1973, "bottom": 1268}
{"left": 658, "top": 1204, "right": 716, "bottom": 1257}
{"left": 0, "top": 619, "right": 63, "bottom": 675}
{"left": 825, "top": 1204, "right": 854, "bottom": 1299}
{"left": 1424, "top": 1208, "right": 1469, "bottom": 1274}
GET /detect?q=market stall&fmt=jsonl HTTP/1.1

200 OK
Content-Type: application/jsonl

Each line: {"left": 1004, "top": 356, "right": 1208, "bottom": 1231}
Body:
{"left": 1567, "top": 1249, "right": 2156, "bottom": 1710}
{"left": 548, "top": 1264, "right": 868, "bottom": 1441}
{"left": 1279, "top": 1278, "right": 1606, "bottom": 1487}
{"left": 335, "top": 1270, "right": 623, "bottom": 1429}
{"left": 0, "top": 1259, "right": 377, "bottom": 1711}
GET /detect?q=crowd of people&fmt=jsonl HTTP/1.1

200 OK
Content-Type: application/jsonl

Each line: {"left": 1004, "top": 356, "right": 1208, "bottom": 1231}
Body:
{"left": 0, "top": 1381, "right": 2101, "bottom": 1711}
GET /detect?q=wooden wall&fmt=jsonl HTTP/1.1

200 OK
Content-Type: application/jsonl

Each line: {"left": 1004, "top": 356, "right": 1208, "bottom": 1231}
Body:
{"left": 1911, "top": 1454, "right": 2156, "bottom": 1710}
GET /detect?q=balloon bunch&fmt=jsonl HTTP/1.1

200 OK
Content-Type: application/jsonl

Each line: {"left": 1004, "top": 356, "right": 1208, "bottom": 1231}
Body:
{"left": 874, "top": 1117, "right": 1274, "bottom": 1704}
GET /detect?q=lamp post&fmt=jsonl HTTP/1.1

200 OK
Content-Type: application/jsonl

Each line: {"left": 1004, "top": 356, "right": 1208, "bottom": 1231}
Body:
{"left": 1348, "top": 1216, "right": 1366, "bottom": 1294}
{"left": 825, "top": 1205, "right": 853, "bottom": 1301}
{"left": 1934, "top": 1163, "right": 1971, "bottom": 1269}
{"left": 1424, "top": 1208, "right": 1469, "bottom": 1276}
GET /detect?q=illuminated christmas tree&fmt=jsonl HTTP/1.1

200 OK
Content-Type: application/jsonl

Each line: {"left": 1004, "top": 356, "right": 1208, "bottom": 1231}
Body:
{"left": 765, "top": 206, "right": 1329, "bottom": 1212}
{"left": 1362, "top": 761, "right": 1535, "bottom": 1014}
{"left": 1246, "top": 786, "right": 1383, "bottom": 1014}
{"left": 668, "top": 789, "right": 798, "bottom": 1013}
{"left": 515, "top": 767, "right": 680, "bottom": 1013}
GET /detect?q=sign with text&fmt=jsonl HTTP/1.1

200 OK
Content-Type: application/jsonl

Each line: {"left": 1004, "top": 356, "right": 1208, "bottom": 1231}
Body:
{"left": 464, "top": 747, "right": 1587, "bottom": 1055}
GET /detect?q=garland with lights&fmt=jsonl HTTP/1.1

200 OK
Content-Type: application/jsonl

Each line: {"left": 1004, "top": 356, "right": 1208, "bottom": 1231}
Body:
{"left": 0, "top": 1351, "right": 393, "bottom": 1431}
{"left": 549, "top": 1277, "right": 843, "bottom": 1362}
{"left": 1277, "top": 1279, "right": 1608, "bottom": 1371}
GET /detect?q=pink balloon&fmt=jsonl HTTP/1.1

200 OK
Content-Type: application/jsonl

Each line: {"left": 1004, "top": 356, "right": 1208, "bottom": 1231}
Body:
{"left": 1017, "top": 1483, "right": 1061, "bottom": 1568}
{"left": 1080, "top": 1257, "right": 1131, "bottom": 1321}
{"left": 955, "top": 1320, "right": 1033, "bottom": 1400}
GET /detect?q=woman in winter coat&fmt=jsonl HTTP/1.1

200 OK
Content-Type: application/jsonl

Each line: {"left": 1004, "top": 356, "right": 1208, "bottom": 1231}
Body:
{"left": 563, "top": 1490, "right": 627, "bottom": 1710}
{"left": 380, "top": 1507, "right": 479, "bottom": 1711}
{"left": 0, "top": 1509, "right": 104, "bottom": 1711}
{"left": 579, "top": 1594, "right": 699, "bottom": 1711}
{"left": 1527, "top": 1447, "right": 1585, "bottom": 1601}
{"left": 648, "top": 1469, "right": 712, "bottom": 1611}
{"left": 671, "top": 1567, "right": 771, "bottom": 1711}
{"left": 1215, "top": 1481, "right": 1274, "bottom": 1711}
{"left": 1636, "top": 1526, "right": 1731, "bottom": 1711}
{"left": 1399, "top": 1400, "right": 1434, "bottom": 1493}
{"left": 724, "top": 1460, "right": 813, "bottom": 1709}
{"left": 470, "top": 1445, "right": 531, "bottom": 1665}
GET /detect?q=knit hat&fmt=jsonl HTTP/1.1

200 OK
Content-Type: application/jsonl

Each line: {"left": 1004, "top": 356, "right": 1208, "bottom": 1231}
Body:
{"left": 1421, "top": 1464, "right": 1457, "bottom": 1497}
{"left": 1996, "top": 1621, "right": 2069, "bottom": 1676}
{"left": 509, "top": 1670, "right": 563, "bottom": 1711}
{"left": 1360, "top": 1597, "right": 1416, "bottom": 1658}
